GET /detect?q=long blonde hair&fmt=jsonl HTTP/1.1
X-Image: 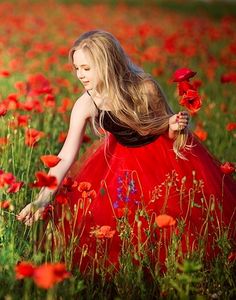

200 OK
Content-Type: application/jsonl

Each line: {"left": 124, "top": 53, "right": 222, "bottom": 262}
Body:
{"left": 69, "top": 30, "right": 188, "bottom": 158}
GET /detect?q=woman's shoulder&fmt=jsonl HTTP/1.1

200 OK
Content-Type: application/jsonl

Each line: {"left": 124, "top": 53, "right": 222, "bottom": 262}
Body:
{"left": 72, "top": 91, "right": 98, "bottom": 119}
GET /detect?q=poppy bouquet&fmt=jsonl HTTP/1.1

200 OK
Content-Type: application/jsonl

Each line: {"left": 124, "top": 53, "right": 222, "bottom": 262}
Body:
{"left": 172, "top": 67, "right": 202, "bottom": 114}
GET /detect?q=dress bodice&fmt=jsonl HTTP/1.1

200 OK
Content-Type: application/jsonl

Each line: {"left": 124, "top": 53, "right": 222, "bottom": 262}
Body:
{"left": 87, "top": 90, "right": 159, "bottom": 147}
{"left": 97, "top": 110, "right": 159, "bottom": 147}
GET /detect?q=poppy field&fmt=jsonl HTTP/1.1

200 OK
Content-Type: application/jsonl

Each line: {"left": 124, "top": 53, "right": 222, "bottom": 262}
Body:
{"left": 0, "top": 0, "right": 236, "bottom": 299}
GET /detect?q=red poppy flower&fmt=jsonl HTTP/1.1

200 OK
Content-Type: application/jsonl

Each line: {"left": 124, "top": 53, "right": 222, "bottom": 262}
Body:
{"left": 57, "top": 98, "right": 72, "bottom": 113}
{"left": 220, "top": 162, "right": 235, "bottom": 175}
{"left": 92, "top": 225, "right": 116, "bottom": 239}
{"left": 30, "top": 171, "right": 58, "bottom": 190}
{"left": 57, "top": 46, "right": 69, "bottom": 57}
{"left": 55, "top": 193, "right": 68, "bottom": 205}
{"left": 220, "top": 72, "right": 236, "bottom": 84}
{"left": 0, "top": 104, "right": 7, "bottom": 117}
{"left": 78, "top": 182, "right": 92, "bottom": 192}
{"left": 41, "top": 204, "right": 54, "bottom": 220}
{"left": 0, "top": 70, "right": 10, "bottom": 77}
{"left": 143, "top": 45, "right": 160, "bottom": 62}
{"left": 194, "top": 128, "right": 208, "bottom": 141}
{"left": 44, "top": 94, "right": 55, "bottom": 108}
{"left": 58, "top": 131, "right": 67, "bottom": 143}
{"left": 138, "top": 23, "right": 152, "bottom": 39}
{"left": 25, "top": 128, "right": 45, "bottom": 147}
{"left": 0, "top": 172, "right": 15, "bottom": 187}
{"left": 87, "top": 189, "right": 96, "bottom": 200}
{"left": 172, "top": 68, "right": 197, "bottom": 82}
{"left": 178, "top": 81, "right": 195, "bottom": 96}
{"left": 226, "top": 122, "right": 236, "bottom": 131}
{"left": 15, "top": 262, "right": 35, "bottom": 279}
{"left": 164, "top": 35, "right": 177, "bottom": 54}
{"left": 7, "top": 181, "right": 24, "bottom": 193}
{"left": 40, "top": 155, "right": 61, "bottom": 168}
{"left": 52, "top": 263, "right": 71, "bottom": 283}
{"left": 33, "top": 263, "right": 70, "bottom": 289}
{"left": 0, "top": 137, "right": 8, "bottom": 146}
{"left": 14, "top": 81, "right": 27, "bottom": 95}
{"left": 81, "top": 189, "right": 95, "bottom": 199}
{"left": 61, "top": 177, "right": 74, "bottom": 192}
{"left": 22, "top": 100, "right": 36, "bottom": 111}
{"left": 17, "top": 115, "right": 30, "bottom": 127}
{"left": 27, "top": 73, "right": 53, "bottom": 97}
{"left": 22, "top": 99, "right": 43, "bottom": 113}
{"left": 155, "top": 214, "right": 176, "bottom": 228}
{"left": 192, "top": 79, "right": 202, "bottom": 89}
{"left": 0, "top": 200, "right": 11, "bottom": 209}
{"left": 179, "top": 89, "right": 202, "bottom": 113}
{"left": 7, "top": 93, "right": 18, "bottom": 101}
{"left": 78, "top": 182, "right": 96, "bottom": 200}
{"left": 33, "top": 264, "right": 57, "bottom": 289}
{"left": 6, "top": 94, "right": 19, "bottom": 110}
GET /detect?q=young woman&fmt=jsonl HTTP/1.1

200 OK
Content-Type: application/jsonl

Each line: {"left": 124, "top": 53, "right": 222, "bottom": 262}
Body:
{"left": 17, "top": 30, "right": 236, "bottom": 272}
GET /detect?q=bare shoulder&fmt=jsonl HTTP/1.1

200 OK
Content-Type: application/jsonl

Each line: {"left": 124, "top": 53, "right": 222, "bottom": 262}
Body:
{"left": 72, "top": 91, "right": 98, "bottom": 119}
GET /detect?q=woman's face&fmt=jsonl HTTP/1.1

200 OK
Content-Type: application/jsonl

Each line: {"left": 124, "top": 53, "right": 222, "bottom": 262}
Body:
{"left": 73, "top": 48, "right": 99, "bottom": 91}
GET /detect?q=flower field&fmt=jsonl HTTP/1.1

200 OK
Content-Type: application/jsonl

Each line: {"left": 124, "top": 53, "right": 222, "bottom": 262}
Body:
{"left": 0, "top": 0, "right": 236, "bottom": 299}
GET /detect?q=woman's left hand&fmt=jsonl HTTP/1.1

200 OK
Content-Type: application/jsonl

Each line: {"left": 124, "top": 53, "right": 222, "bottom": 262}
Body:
{"left": 169, "top": 111, "right": 189, "bottom": 132}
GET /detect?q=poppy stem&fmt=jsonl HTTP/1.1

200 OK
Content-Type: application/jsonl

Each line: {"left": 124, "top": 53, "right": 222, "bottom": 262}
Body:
{"left": 0, "top": 210, "right": 17, "bottom": 217}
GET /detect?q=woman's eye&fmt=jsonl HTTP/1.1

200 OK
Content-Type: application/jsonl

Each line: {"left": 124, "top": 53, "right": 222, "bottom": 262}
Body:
{"left": 84, "top": 68, "right": 90, "bottom": 71}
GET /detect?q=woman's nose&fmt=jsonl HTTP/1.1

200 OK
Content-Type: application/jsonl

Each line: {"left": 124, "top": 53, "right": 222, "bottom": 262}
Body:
{"left": 77, "top": 70, "right": 85, "bottom": 79}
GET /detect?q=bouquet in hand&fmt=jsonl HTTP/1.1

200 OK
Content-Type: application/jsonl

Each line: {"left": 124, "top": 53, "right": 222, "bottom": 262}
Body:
{"left": 172, "top": 68, "right": 202, "bottom": 114}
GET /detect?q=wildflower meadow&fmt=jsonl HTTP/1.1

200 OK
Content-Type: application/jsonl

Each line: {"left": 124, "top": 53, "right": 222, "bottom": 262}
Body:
{"left": 0, "top": 0, "right": 236, "bottom": 299}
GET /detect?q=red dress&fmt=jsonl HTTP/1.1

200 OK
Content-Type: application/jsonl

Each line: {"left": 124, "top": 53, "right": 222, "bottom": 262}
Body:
{"left": 52, "top": 110, "right": 236, "bottom": 273}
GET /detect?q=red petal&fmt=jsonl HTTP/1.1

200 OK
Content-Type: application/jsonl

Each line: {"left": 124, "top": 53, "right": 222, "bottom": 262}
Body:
{"left": 33, "top": 264, "right": 55, "bottom": 289}
{"left": 0, "top": 104, "right": 7, "bottom": 117}
{"left": 220, "top": 162, "right": 235, "bottom": 175}
{"left": 155, "top": 214, "right": 176, "bottom": 228}
{"left": 15, "top": 262, "right": 35, "bottom": 279}
{"left": 30, "top": 171, "right": 58, "bottom": 189}
{"left": 173, "top": 68, "right": 197, "bottom": 82}
{"left": 7, "top": 181, "right": 24, "bottom": 193}
{"left": 40, "top": 155, "right": 61, "bottom": 168}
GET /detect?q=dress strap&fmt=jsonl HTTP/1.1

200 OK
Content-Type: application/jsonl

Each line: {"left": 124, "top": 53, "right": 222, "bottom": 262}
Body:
{"left": 87, "top": 90, "right": 99, "bottom": 111}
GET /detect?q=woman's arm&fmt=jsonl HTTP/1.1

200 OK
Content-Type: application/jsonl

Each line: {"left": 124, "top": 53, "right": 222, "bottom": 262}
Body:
{"left": 17, "top": 91, "right": 97, "bottom": 225}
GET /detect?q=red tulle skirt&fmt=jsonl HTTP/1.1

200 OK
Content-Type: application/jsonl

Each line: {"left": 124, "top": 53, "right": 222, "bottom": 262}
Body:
{"left": 52, "top": 133, "right": 236, "bottom": 273}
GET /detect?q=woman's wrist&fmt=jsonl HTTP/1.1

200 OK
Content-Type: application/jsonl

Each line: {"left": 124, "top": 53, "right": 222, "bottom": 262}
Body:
{"left": 34, "top": 189, "right": 54, "bottom": 207}
{"left": 168, "top": 126, "right": 178, "bottom": 139}
{"left": 33, "top": 198, "right": 50, "bottom": 208}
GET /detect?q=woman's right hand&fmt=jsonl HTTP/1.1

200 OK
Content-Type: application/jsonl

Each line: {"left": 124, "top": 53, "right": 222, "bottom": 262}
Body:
{"left": 16, "top": 200, "right": 48, "bottom": 226}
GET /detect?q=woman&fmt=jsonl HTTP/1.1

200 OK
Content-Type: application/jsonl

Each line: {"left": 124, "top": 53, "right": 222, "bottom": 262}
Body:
{"left": 17, "top": 30, "right": 236, "bottom": 273}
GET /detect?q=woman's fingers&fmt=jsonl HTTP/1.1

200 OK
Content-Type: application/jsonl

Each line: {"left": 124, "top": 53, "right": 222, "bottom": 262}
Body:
{"left": 176, "top": 111, "right": 189, "bottom": 130}
{"left": 24, "top": 216, "right": 35, "bottom": 226}
{"left": 177, "top": 111, "right": 189, "bottom": 120}
{"left": 17, "top": 203, "right": 37, "bottom": 221}
{"left": 23, "top": 212, "right": 37, "bottom": 226}
{"left": 24, "top": 218, "right": 33, "bottom": 226}
{"left": 169, "top": 112, "right": 190, "bottom": 132}
{"left": 23, "top": 207, "right": 44, "bottom": 226}
{"left": 16, "top": 205, "right": 31, "bottom": 221}
{"left": 33, "top": 209, "right": 43, "bottom": 222}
